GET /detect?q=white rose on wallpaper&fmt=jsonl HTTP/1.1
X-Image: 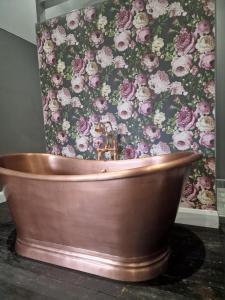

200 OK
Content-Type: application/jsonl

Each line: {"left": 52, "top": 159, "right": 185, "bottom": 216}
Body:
{"left": 43, "top": 40, "right": 54, "bottom": 54}
{"left": 71, "top": 76, "right": 85, "bottom": 93}
{"left": 146, "top": 0, "right": 168, "bottom": 19}
{"left": 49, "top": 99, "right": 59, "bottom": 112}
{"left": 152, "top": 36, "right": 164, "bottom": 53}
{"left": 57, "top": 59, "right": 66, "bottom": 74}
{"left": 96, "top": 46, "right": 113, "bottom": 68}
{"left": 66, "top": 34, "right": 77, "bottom": 46}
{"left": 136, "top": 86, "right": 151, "bottom": 102}
{"left": 57, "top": 88, "right": 71, "bottom": 106}
{"left": 97, "top": 14, "right": 108, "bottom": 30}
{"left": 71, "top": 97, "right": 83, "bottom": 108}
{"left": 51, "top": 26, "right": 66, "bottom": 46}
{"left": 133, "top": 12, "right": 149, "bottom": 29}
{"left": 113, "top": 56, "right": 127, "bottom": 68}
{"left": 196, "top": 116, "right": 215, "bottom": 132}
{"left": 66, "top": 10, "right": 80, "bottom": 30}
{"left": 195, "top": 35, "right": 215, "bottom": 53}
{"left": 76, "top": 136, "right": 89, "bottom": 152}
{"left": 114, "top": 31, "right": 131, "bottom": 52}
{"left": 153, "top": 110, "right": 165, "bottom": 127}
{"left": 118, "top": 123, "right": 130, "bottom": 135}
{"left": 101, "top": 113, "right": 117, "bottom": 130}
{"left": 151, "top": 142, "right": 171, "bottom": 155}
{"left": 141, "top": 53, "right": 159, "bottom": 72}
{"left": 167, "top": 2, "right": 186, "bottom": 17}
{"left": 101, "top": 83, "right": 111, "bottom": 98}
{"left": 62, "top": 119, "right": 71, "bottom": 132}
{"left": 197, "top": 190, "right": 215, "bottom": 205}
{"left": 171, "top": 55, "right": 193, "bottom": 77}
{"left": 62, "top": 145, "right": 76, "bottom": 157}
{"left": 117, "top": 102, "right": 133, "bottom": 120}
{"left": 172, "top": 131, "right": 193, "bottom": 150}
{"left": 148, "top": 70, "right": 170, "bottom": 94}
{"left": 86, "top": 61, "right": 98, "bottom": 75}
{"left": 169, "top": 81, "right": 187, "bottom": 95}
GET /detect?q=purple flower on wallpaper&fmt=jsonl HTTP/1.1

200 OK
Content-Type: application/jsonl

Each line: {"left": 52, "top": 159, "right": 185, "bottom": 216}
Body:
{"left": 117, "top": 102, "right": 133, "bottom": 120}
{"left": 176, "top": 106, "right": 195, "bottom": 131}
{"left": 135, "top": 73, "right": 147, "bottom": 86}
{"left": 93, "top": 97, "right": 108, "bottom": 113}
{"left": 119, "top": 79, "right": 136, "bottom": 101}
{"left": 116, "top": 7, "right": 133, "bottom": 31}
{"left": 114, "top": 31, "right": 131, "bottom": 52}
{"left": 138, "top": 101, "right": 152, "bottom": 116}
{"left": 173, "top": 131, "right": 193, "bottom": 150}
{"left": 199, "top": 52, "right": 215, "bottom": 70}
{"left": 199, "top": 132, "right": 215, "bottom": 149}
{"left": 136, "top": 141, "right": 149, "bottom": 156}
{"left": 77, "top": 117, "right": 90, "bottom": 136}
{"left": 93, "top": 136, "right": 104, "bottom": 149}
{"left": 144, "top": 125, "right": 160, "bottom": 141}
{"left": 72, "top": 57, "right": 86, "bottom": 75}
{"left": 123, "top": 145, "right": 136, "bottom": 159}
{"left": 171, "top": 55, "right": 193, "bottom": 77}
{"left": 196, "top": 20, "right": 211, "bottom": 35}
{"left": 88, "top": 74, "right": 100, "bottom": 88}
{"left": 174, "top": 28, "right": 195, "bottom": 56}
{"left": 62, "top": 145, "right": 76, "bottom": 157}
{"left": 76, "top": 136, "right": 89, "bottom": 152}
{"left": 141, "top": 53, "right": 159, "bottom": 72}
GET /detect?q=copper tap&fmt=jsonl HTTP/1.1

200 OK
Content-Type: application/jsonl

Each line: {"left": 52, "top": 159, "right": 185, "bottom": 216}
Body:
{"left": 95, "top": 122, "right": 118, "bottom": 160}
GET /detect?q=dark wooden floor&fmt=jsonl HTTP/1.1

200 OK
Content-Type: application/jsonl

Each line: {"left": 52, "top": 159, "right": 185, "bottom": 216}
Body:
{"left": 0, "top": 203, "right": 224, "bottom": 300}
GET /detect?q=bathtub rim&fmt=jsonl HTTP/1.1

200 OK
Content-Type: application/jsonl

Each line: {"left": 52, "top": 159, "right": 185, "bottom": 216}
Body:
{"left": 0, "top": 152, "right": 202, "bottom": 182}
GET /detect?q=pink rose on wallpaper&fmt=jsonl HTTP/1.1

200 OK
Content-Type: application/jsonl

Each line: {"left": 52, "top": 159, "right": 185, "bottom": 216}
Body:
{"left": 141, "top": 53, "right": 159, "bottom": 72}
{"left": 169, "top": 81, "right": 187, "bottom": 95}
{"left": 57, "top": 88, "right": 71, "bottom": 106}
{"left": 171, "top": 55, "right": 193, "bottom": 77}
{"left": 113, "top": 56, "right": 127, "bottom": 68}
{"left": 62, "top": 145, "right": 76, "bottom": 157}
{"left": 57, "top": 131, "right": 68, "bottom": 144}
{"left": 183, "top": 182, "right": 197, "bottom": 201}
{"left": 76, "top": 136, "right": 89, "bottom": 152}
{"left": 84, "top": 7, "right": 96, "bottom": 22}
{"left": 51, "top": 26, "right": 66, "bottom": 46}
{"left": 46, "top": 53, "right": 56, "bottom": 65}
{"left": 195, "top": 101, "right": 211, "bottom": 115}
{"left": 150, "top": 142, "right": 171, "bottom": 155}
{"left": 200, "top": 132, "right": 215, "bottom": 149}
{"left": 47, "top": 90, "right": 56, "bottom": 101}
{"left": 117, "top": 102, "right": 133, "bottom": 120}
{"left": 51, "top": 145, "right": 61, "bottom": 155}
{"left": 71, "top": 76, "right": 85, "bottom": 93}
{"left": 114, "top": 31, "right": 131, "bottom": 52}
{"left": 204, "top": 80, "right": 215, "bottom": 98}
{"left": 66, "top": 10, "right": 80, "bottom": 30}
{"left": 96, "top": 46, "right": 113, "bottom": 68}
{"left": 176, "top": 106, "right": 195, "bottom": 131}
{"left": 148, "top": 70, "right": 170, "bottom": 94}
{"left": 197, "top": 176, "right": 212, "bottom": 190}
{"left": 190, "top": 66, "right": 199, "bottom": 76}
{"left": 196, "top": 20, "right": 211, "bottom": 36}
{"left": 77, "top": 117, "right": 90, "bottom": 136}
{"left": 174, "top": 28, "right": 195, "bottom": 56}
{"left": 136, "top": 141, "right": 149, "bottom": 155}
{"left": 93, "top": 97, "right": 108, "bottom": 113}
{"left": 199, "top": 52, "right": 215, "bottom": 70}
{"left": 90, "top": 31, "right": 104, "bottom": 47}
{"left": 135, "top": 74, "right": 147, "bottom": 86}
{"left": 72, "top": 57, "right": 86, "bottom": 75}
{"left": 119, "top": 79, "right": 136, "bottom": 101}
{"left": 205, "top": 158, "right": 215, "bottom": 175}
{"left": 146, "top": 0, "right": 168, "bottom": 19}
{"left": 88, "top": 75, "right": 100, "bottom": 88}
{"left": 136, "top": 27, "right": 150, "bottom": 44}
{"left": 51, "top": 74, "right": 63, "bottom": 88}
{"left": 144, "top": 125, "right": 160, "bottom": 141}
{"left": 132, "top": 0, "right": 145, "bottom": 11}
{"left": 66, "top": 34, "right": 77, "bottom": 46}
{"left": 51, "top": 111, "right": 61, "bottom": 123}
{"left": 43, "top": 111, "right": 48, "bottom": 125}
{"left": 173, "top": 131, "right": 193, "bottom": 150}
{"left": 123, "top": 145, "right": 136, "bottom": 159}
{"left": 93, "top": 136, "right": 104, "bottom": 149}
{"left": 118, "top": 123, "right": 130, "bottom": 135}
{"left": 138, "top": 101, "right": 152, "bottom": 116}
{"left": 116, "top": 7, "right": 133, "bottom": 31}
{"left": 84, "top": 50, "right": 95, "bottom": 61}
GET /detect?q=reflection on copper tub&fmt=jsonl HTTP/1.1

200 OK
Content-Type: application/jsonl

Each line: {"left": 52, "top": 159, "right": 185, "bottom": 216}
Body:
{"left": 0, "top": 152, "right": 201, "bottom": 282}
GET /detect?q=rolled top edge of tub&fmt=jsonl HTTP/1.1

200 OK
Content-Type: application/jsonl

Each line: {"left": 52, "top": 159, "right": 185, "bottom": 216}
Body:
{"left": 0, "top": 152, "right": 202, "bottom": 182}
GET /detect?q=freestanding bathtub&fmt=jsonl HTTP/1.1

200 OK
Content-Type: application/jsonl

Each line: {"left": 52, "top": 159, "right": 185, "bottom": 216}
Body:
{"left": 0, "top": 152, "right": 201, "bottom": 281}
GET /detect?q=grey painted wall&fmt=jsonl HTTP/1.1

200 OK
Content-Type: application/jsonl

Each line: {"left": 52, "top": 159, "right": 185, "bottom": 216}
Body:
{"left": 0, "top": 29, "right": 46, "bottom": 155}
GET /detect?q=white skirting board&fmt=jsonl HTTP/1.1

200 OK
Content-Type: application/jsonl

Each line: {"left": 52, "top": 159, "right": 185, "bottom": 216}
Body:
{"left": 0, "top": 191, "right": 6, "bottom": 204}
{"left": 175, "top": 207, "right": 219, "bottom": 229}
{"left": 0, "top": 191, "right": 219, "bottom": 228}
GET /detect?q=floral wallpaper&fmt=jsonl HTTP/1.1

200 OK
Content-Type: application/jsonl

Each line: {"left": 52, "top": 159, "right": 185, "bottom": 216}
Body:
{"left": 36, "top": 0, "right": 215, "bottom": 210}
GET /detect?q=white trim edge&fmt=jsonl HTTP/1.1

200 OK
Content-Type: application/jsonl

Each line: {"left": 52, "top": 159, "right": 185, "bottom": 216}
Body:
{"left": 175, "top": 207, "right": 219, "bottom": 229}
{"left": 0, "top": 191, "right": 6, "bottom": 204}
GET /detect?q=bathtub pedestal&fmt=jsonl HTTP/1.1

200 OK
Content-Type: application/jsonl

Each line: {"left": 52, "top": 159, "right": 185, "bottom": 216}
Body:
{"left": 16, "top": 237, "right": 170, "bottom": 282}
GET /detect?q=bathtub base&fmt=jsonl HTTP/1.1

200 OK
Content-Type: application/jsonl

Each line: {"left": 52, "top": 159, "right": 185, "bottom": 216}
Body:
{"left": 16, "top": 238, "right": 170, "bottom": 282}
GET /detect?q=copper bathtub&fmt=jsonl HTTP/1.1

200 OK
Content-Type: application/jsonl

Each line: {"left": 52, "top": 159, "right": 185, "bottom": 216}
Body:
{"left": 0, "top": 152, "right": 201, "bottom": 282}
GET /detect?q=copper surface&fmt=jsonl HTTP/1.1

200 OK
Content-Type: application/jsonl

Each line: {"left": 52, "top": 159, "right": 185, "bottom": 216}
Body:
{"left": 0, "top": 152, "right": 201, "bottom": 281}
